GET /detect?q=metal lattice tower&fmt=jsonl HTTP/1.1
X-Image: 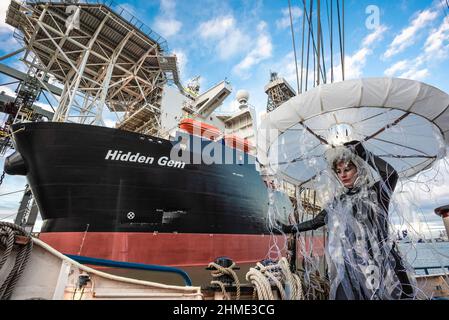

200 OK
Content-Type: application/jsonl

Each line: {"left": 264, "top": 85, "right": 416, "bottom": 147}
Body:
{"left": 5, "top": 0, "right": 180, "bottom": 136}
{"left": 264, "top": 72, "right": 296, "bottom": 113}
{"left": 0, "top": 53, "right": 49, "bottom": 155}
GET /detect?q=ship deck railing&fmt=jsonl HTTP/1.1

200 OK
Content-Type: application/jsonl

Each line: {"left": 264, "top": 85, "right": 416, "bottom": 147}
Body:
{"left": 26, "top": 0, "right": 169, "bottom": 52}
{"left": 414, "top": 265, "right": 449, "bottom": 276}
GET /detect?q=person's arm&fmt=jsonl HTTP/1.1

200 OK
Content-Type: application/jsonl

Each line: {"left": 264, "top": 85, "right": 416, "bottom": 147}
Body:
{"left": 282, "top": 209, "right": 327, "bottom": 233}
{"left": 344, "top": 140, "right": 398, "bottom": 190}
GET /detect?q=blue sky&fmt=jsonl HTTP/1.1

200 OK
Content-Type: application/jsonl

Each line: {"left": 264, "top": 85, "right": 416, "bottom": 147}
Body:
{"left": 1, "top": 0, "right": 449, "bottom": 237}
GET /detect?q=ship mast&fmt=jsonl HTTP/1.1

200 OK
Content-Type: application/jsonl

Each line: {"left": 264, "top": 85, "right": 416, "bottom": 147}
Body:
{"left": 295, "top": 0, "right": 345, "bottom": 92}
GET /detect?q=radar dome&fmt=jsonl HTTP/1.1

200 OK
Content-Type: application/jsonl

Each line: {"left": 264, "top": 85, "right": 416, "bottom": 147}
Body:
{"left": 236, "top": 90, "right": 249, "bottom": 104}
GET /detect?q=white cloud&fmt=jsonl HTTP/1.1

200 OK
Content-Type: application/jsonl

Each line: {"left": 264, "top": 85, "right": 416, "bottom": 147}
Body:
{"left": 198, "top": 15, "right": 250, "bottom": 60}
{"left": 384, "top": 60, "right": 409, "bottom": 77}
{"left": 391, "top": 160, "right": 449, "bottom": 239}
{"left": 332, "top": 25, "right": 388, "bottom": 81}
{"left": 383, "top": 57, "right": 429, "bottom": 81}
{"left": 398, "top": 68, "right": 429, "bottom": 81}
{"left": 384, "top": 15, "right": 449, "bottom": 81}
{"left": 198, "top": 15, "right": 235, "bottom": 39}
{"left": 103, "top": 118, "right": 116, "bottom": 128}
{"left": 383, "top": 9, "right": 438, "bottom": 59}
{"left": 232, "top": 22, "right": 272, "bottom": 77}
{"left": 34, "top": 101, "right": 55, "bottom": 113}
{"left": 362, "top": 25, "right": 388, "bottom": 47}
{"left": 172, "top": 48, "right": 188, "bottom": 81}
{"left": 0, "top": 85, "right": 16, "bottom": 98}
{"left": 276, "top": 6, "right": 302, "bottom": 30}
{"left": 341, "top": 47, "right": 371, "bottom": 80}
{"left": 423, "top": 15, "right": 449, "bottom": 58}
{"left": 160, "top": 0, "right": 176, "bottom": 12}
{"left": 154, "top": 18, "right": 182, "bottom": 38}
{"left": 398, "top": 158, "right": 449, "bottom": 210}
{"left": 219, "top": 99, "right": 240, "bottom": 113}
{"left": 276, "top": 51, "right": 299, "bottom": 85}
{"left": 153, "top": 0, "right": 182, "bottom": 38}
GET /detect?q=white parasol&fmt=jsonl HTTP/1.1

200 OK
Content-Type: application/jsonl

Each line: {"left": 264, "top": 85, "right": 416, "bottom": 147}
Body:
{"left": 257, "top": 78, "right": 449, "bottom": 185}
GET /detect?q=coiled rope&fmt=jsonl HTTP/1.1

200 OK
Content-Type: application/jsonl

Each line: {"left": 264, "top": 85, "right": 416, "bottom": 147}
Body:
{"left": 246, "top": 258, "right": 304, "bottom": 300}
{"left": 207, "top": 261, "right": 241, "bottom": 300}
{"left": 246, "top": 266, "right": 274, "bottom": 300}
{"left": 0, "top": 222, "right": 33, "bottom": 300}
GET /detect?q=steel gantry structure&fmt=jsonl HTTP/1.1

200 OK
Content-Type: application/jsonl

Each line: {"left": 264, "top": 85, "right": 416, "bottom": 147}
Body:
{"left": 5, "top": 0, "right": 180, "bottom": 136}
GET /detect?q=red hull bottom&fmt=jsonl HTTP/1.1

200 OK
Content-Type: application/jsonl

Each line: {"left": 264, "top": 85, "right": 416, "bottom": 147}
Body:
{"left": 39, "top": 232, "right": 291, "bottom": 267}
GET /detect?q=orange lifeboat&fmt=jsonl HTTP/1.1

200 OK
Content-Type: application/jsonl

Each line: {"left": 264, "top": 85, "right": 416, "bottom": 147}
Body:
{"left": 224, "top": 134, "right": 251, "bottom": 153}
{"left": 179, "top": 118, "right": 221, "bottom": 140}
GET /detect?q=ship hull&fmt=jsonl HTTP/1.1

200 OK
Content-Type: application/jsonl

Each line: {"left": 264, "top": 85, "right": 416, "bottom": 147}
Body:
{"left": 10, "top": 122, "right": 289, "bottom": 267}
{"left": 38, "top": 232, "right": 280, "bottom": 267}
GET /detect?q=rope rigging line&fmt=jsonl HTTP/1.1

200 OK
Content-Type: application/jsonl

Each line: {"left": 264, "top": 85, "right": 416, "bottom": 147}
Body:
{"left": 300, "top": 3, "right": 306, "bottom": 93}
{"left": 302, "top": 0, "right": 326, "bottom": 86}
{"left": 0, "top": 213, "right": 17, "bottom": 222}
{"left": 305, "top": 0, "right": 312, "bottom": 91}
{"left": 316, "top": 0, "right": 328, "bottom": 85}
{"left": 298, "top": 0, "right": 343, "bottom": 91}
{"left": 0, "top": 189, "right": 26, "bottom": 197}
{"left": 319, "top": 7, "right": 327, "bottom": 85}
{"left": 288, "top": 0, "right": 301, "bottom": 94}
{"left": 342, "top": 0, "right": 345, "bottom": 77}
{"left": 336, "top": 0, "right": 345, "bottom": 81}
{"left": 440, "top": 0, "right": 449, "bottom": 17}
{"left": 327, "top": 0, "right": 334, "bottom": 83}
{"left": 317, "top": 0, "right": 321, "bottom": 86}
{"left": 0, "top": 171, "right": 5, "bottom": 187}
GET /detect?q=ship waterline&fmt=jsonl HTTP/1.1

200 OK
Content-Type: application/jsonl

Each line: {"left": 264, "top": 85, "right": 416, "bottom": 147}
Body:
{"left": 38, "top": 232, "right": 284, "bottom": 267}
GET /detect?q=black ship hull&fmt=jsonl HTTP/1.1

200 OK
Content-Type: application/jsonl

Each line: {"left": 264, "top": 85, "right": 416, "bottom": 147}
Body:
{"left": 6, "top": 122, "right": 293, "bottom": 267}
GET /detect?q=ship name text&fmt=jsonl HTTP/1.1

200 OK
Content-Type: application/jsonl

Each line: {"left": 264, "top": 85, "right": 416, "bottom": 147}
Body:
{"left": 105, "top": 150, "right": 186, "bottom": 169}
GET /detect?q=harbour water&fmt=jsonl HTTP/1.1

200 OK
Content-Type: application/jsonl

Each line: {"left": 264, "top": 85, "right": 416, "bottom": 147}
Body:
{"left": 399, "top": 242, "right": 449, "bottom": 275}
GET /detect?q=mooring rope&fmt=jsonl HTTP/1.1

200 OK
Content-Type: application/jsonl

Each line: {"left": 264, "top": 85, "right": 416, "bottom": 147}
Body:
{"left": 0, "top": 222, "right": 33, "bottom": 300}
{"left": 246, "top": 266, "right": 274, "bottom": 300}
{"left": 246, "top": 258, "right": 304, "bottom": 300}
{"left": 208, "top": 261, "right": 241, "bottom": 300}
